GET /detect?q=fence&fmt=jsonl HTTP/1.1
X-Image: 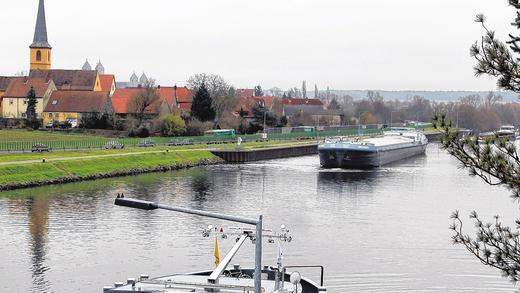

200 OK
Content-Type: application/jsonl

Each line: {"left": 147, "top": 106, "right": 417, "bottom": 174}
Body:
{"left": 0, "top": 128, "right": 388, "bottom": 153}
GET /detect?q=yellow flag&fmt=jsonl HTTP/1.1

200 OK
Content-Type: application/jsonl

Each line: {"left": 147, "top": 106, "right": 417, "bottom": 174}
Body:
{"left": 214, "top": 238, "right": 220, "bottom": 267}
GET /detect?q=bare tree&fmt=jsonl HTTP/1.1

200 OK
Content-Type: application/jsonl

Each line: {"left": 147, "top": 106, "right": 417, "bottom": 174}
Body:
{"left": 127, "top": 79, "right": 160, "bottom": 127}
{"left": 187, "top": 73, "right": 237, "bottom": 121}
{"left": 484, "top": 92, "right": 503, "bottom": 108}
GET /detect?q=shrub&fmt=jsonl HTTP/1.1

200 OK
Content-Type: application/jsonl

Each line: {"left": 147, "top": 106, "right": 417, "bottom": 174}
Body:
{"left": 26, "top": 119, "right": 42, "bottom": 130}
{"left": 160, "top": 114, "right": 186, "bottom": 137}
{"left": 136, "top": 127, "right": 150, "bottom": 138}
{"left": 185, "top": 119, "right": 213, "bottom": 136}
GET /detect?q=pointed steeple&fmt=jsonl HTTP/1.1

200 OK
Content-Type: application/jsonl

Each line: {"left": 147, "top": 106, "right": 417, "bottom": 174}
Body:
{"left": 82, "top": 59, "right": 92, "bottom": 71}
{"left": 95, "top": 60, "right": 105, "bottom": 74}
{"left": 130, "top": 72, "right": 138, "bottom": 87}
{"left": 139, "top": 72, "right": 148, "bottom": 85}
{"left": 30, "top": 0, "right": 51, "bottom": 49}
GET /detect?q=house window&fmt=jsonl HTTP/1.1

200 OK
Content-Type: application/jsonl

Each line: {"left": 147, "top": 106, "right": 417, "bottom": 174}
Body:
{"left": 55, "top": 113, "right": 60, "bottom": 118}
{"left": 21, "top": 112, "right": 26, "bottom": 118}
{"left": 52, "top": 100, "right": 58, "bottom": 105}
{"left": 36, "top": 50, "right": 42, "bottom": 61}
{"left": 9, "top": 99, "right": 13, "bottom": 105}
{"left": 48, "top": 51, "right": 51, "bottom": 62}
{"left": 48, "top": 113, "right": 52, "bottom": 118}
{"left": 23, "top": 100, "right": 27, "bottom": 105}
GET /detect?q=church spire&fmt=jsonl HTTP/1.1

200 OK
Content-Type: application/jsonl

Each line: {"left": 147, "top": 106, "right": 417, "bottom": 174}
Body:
{"left": 30, "top": 0, "right": 51, "bottom": 49}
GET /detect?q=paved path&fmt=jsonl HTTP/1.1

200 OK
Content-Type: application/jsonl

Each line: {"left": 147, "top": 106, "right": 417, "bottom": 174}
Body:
{"left": 0, "top": 149, "right": 206, "bottom": 166}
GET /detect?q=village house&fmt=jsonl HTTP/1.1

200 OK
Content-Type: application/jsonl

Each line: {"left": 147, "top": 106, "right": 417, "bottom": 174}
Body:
{"left": 43, "top": 91, "right": 113, "bottom": 125}
{"left": 281, "top": 98, "right": 343, "bottom": 126}
{"left": 2, "top": 77, "right": 56, "bottom": 119}
{"left": 0, "top": 76, "right": 16, "bottom": 116}
{"left": 282, "top": 98, "right": 324, "bottom": 117}
{"left": 236, "top": 96, "right": 283, "bottom": 120}
{"left": 111, "top": 86, "right": 192, "bottom": 121}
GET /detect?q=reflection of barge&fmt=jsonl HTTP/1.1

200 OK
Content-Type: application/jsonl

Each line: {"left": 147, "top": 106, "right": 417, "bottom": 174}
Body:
{"left": 318, "top": 128, "right": 428, "bottom": 169}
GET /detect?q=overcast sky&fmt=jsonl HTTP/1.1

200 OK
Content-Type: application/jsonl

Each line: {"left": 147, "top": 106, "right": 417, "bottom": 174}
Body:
{"left": 0, "top": 0, "right": 517, "bottom": 91}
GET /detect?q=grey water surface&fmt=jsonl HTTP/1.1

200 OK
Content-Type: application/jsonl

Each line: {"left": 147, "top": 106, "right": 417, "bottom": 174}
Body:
{"left": 0, "top": 144, "right": 518, "bottom": 292}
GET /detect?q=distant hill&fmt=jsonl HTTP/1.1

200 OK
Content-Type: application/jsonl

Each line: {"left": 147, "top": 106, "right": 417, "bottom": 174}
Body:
{"left": 318, "top": 90, "right": 520, "bottom": 102}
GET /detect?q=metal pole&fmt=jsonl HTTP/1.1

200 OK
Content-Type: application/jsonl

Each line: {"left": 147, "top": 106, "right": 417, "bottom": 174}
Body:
{"left": 358, "top": 112, "right": 361, "bottom": 135}
{"left": 155, "top": 203, "right": 258, "bottom": 225}
{"left": 263, "top": 110, "right": 267, "bottom": 134}
{"left": 254, "top": 215, "right": 263, "bottom": 293}
{"left": 115, "top": 198, "right": 263, "bottom": 293}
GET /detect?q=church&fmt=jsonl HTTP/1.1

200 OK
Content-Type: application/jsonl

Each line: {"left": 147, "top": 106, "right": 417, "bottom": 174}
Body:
{"left": 0, "top": 0, "right": 192, "bottom": 127}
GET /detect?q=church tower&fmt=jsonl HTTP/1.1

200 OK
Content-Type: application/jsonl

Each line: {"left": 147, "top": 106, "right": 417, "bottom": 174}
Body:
{"left": 30, "top": 0, "right": 52, "bottom": 70}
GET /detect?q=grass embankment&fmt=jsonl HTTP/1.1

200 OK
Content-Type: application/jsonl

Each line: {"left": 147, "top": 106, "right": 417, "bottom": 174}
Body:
{"left": 0, "top": 140, "right": 313, "bottom": 163}
{"left": 0, "top": 150, "right": 218, "bottom": 190}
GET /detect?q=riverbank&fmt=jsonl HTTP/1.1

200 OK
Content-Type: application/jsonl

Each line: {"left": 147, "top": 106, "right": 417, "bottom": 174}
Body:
{"left": 0, "top": 150, "right": 221, "bottom": 191}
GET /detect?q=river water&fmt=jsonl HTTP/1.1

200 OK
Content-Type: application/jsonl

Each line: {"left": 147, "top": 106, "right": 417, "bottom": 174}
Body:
{"left": 0, "top": 144, "right": 519, "bottom": 292}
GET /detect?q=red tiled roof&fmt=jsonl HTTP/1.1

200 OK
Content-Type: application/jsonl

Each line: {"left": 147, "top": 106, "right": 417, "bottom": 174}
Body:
{"left": 4, "top": 77, "right": 53, "bottom": 98}
{"left": 179, "top": 103, "right": 191, "bottom": 110}
{"left": 112, "top": 86, "right": 192, "bottom": 114}
{"left": 112, "top": 87, "right": 166, "bottom": 114}
{"left": 236, "top": 89, "right": 254, "bottom": 99}
{"left": 282, "top": 98, "right": 323, "bottom": 106}
{"left": 174, "top": 86, "right": 192, "bottom": 103}
{"left": 112, "top": 88, "right": 141, "bottom": 114}
{"left": 236, "top": 96, "right": 281, "bottom": 117}
{"left": 44, "top": 91, "right": 109, "bottom": 113}
{"left": 99, "top": 74, "right": 115, "bottom": 92}
{"left": 0, "top": 76, "right": 16, "bottom": 92}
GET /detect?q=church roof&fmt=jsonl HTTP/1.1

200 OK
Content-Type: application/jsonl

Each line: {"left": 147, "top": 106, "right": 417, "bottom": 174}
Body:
{"left": 30, "top": 0, "right": 51, "bottom": 49}
{"left": 82, "top": 59, "right": 92, "bottom": 71}
{"left": 29, "top": 69, "right": 98, "bottom": 91}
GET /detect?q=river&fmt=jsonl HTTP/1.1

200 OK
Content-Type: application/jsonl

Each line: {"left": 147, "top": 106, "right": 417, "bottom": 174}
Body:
{"left": 0, "top": 144, "right": 518, "bottom": 292}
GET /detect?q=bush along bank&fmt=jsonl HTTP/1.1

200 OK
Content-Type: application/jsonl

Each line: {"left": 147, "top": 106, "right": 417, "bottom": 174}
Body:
{"left": 0, "top": 150, "right": 222, "bottom": 191}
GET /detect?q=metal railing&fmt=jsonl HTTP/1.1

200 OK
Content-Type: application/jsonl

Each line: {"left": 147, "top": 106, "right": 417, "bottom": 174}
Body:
{"left": 0, "top": 128, "right": 388, "bottom": 153}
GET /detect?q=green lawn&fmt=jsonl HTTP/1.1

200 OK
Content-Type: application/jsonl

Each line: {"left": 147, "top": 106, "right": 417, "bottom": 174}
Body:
{"left": 0, "top": 150, "right": 216, "bottom": 187}
{"left": 0, "top": 129, "right": 104, "bottom": 142}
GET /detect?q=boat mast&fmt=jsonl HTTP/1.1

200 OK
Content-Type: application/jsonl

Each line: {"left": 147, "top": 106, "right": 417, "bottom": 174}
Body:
{"left": 114, "top": 197, "right": 264, "bottom": 293}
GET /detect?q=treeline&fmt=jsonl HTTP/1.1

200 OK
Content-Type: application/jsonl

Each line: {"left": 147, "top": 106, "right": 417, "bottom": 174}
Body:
{"left": 328, "top": 91, "right": 520, "bottom": 131}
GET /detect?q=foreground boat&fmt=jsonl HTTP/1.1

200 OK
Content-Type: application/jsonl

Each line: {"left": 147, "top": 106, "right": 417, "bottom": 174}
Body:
{"left": 318, "top": 128, "right": 428, "bottom": 169}
{"left": 103, "top": 197, "right": 326, "bottom": 293}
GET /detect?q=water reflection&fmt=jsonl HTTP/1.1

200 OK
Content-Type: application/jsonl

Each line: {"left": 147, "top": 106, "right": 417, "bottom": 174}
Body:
{"left": 190, "top": 170, "right": 212, "bottom": 202}
{"left": 318, "top": 170, "right": 378, "bottom": 184}
{"left": 27, "top": 196, "right": 51, "bottom": 292}
{"left": 0, "top": 146, "right": 518, "bottom": 292}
